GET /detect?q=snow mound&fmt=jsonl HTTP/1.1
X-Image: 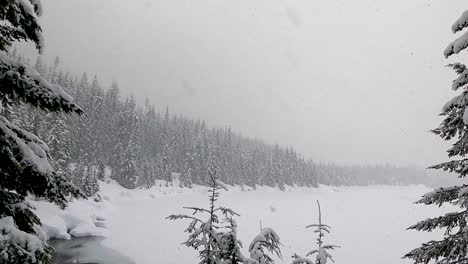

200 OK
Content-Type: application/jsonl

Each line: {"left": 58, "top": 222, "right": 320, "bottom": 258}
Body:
{"left": 32, "top": 192, "right": 110, "bottom": 240}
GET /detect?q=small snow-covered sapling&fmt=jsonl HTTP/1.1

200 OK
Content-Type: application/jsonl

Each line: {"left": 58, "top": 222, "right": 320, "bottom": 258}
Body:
{"left": 248, "top": 226, "right": 282, "bottom": 264}
{"left": 292, "top": 200, "right": 339, "bottom": 264}
{"left": 167, "top": 169, "right": 240, "bottom": 264}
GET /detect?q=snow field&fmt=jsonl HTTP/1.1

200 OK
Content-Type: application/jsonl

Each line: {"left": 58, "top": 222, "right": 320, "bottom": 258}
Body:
{"left": 92, "top": 183, "right": 451, "bottom": 264}
{"left": 33, "top": 181, "right": 452, "bottom": 264}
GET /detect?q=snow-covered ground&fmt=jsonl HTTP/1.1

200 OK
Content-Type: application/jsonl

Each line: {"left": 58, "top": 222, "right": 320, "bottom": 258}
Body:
{"left": 35, "top": 181, "right": 452, "bottom": 264}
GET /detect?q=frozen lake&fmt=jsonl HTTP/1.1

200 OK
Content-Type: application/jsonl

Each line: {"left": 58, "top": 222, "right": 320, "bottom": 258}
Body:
{"left": 87, "top": 184, "right": 451, "bottom": 264}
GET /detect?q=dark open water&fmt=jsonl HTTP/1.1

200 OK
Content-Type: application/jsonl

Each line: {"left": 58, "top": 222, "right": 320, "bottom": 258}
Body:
{"left": 50, "top": 237, "right": 135, "bottom": 264}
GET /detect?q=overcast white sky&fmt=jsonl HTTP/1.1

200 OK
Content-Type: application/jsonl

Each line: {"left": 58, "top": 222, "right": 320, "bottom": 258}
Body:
{"left": 31, "top": 0, "right": 468, "bottom": 166}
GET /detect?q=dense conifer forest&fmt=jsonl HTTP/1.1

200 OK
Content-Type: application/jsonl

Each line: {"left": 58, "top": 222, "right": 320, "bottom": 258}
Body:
{"left": 5, "top": 52, "right": 433, "bottom": 196}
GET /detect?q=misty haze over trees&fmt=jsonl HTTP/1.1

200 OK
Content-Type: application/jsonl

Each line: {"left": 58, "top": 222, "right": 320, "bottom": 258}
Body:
{"left": 4, "top": 51, "right": 441, "bottom": 197}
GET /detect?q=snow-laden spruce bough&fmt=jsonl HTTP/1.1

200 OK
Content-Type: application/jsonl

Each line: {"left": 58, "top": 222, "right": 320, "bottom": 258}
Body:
{"left": 168, "top": 170, "right": 340, "bottom": 264}
{"left": 404, "top": 9, "right": 468, "bottom": 264}
{"left": 0, "top": 1, "right": 84, "bottom": 263}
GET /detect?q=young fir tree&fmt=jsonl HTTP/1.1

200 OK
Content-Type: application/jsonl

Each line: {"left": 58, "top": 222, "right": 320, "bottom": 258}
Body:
{"left": 71, "top": 161, "right": 86, "bottom": 193}
{"left": 138, "top": 158, "right": 158, "bottom": 188}
{"left": 114, "top": 97, "right": 140, "bottom": 189}
{"left": 248, "top": 226, "right": 282, "bottom": 264}
{"left": 96, "top": 161, "right": 106, "bottom": 181}
{"left": 161, "top": 142, "right": 172, "bottom": 184}
{"left": 118, "top": 140, "right": 139, "bottom": 189}
{"left": 167, "top": 170, "right": 242, "bottom": 264}
{"left": 83, "top": 170, "right": 99, "bottom": 197}
{"left": 0, "top": 1, "right": 83, "bottom": 263}
{"left": 404, "top": 10, "right": 468, "bottom": 264}
{"left": 218, "top": 217, "right": 249, "bottom": 263}
{"left": 46, "top": 113, "right": 72, "bottom": 177}
{"left": 182, "top": 151, "right": 195, "bottom": 188}
{"left": 292, "top": 201, "right": 338, "bottom": 264}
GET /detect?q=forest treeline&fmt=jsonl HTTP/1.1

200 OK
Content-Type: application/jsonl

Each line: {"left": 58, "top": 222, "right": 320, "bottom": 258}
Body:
{"left": 5, "top": 52, "right": 433, "bottom": 196}
{"left": 315, "top": 164, "right": 436, "bottom": 186}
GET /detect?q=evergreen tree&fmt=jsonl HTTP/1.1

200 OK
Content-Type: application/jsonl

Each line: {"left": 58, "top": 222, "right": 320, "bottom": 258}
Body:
{"left": 292, "top": 201, "right": 338, "bottom": 264}
{"left": 103, "top": 81, "right": 122, "bottom": 168}
{"left": 112, "top": 96, "right": 139, "bottom": 188}
{"left": 96, "top": 161, "right": 106, "bottom": 181}
{"left": 71, "top": 161, "right": 86, "bottom": 193}
{"left": 182, "top": 151, "right": 195, "bottom": 188}
{"left": 405, "top": 10, "right": 468, "bottom": 264}
{"left": 69, "top": 73, "right": 91, "bottom": 161}
{"left": 161, "top": 142, "right": 172, "bottom": 183}
{"left": 248, "top": 227, "right": 282, "bottom": 264}
{"left": 218, "top": 217, "right": 249, "bottom": 263}
{"left": 46, "top": 113, "right": 72, "bottom": 177}
{"left": 82, "top": 166, "right": 99, "bottom": 197}
{"left": 0, "top": 1, "right": 83, "bottom": 263}
{"left": 167, "top": 170, "right": 240, "bottom": 264}
{"left": 117, "top": 132, "right": 139, "bottom": 189}
{"left": 138, "top": 159, "right": 155, "bottom": 188}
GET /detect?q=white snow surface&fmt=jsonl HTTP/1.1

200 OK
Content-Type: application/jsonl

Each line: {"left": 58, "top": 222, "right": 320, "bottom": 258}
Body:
{"left": 35, "top": 181, "right": 453, "bottom": 264}
{"left": 32, "top": 196, "right": 109, "bottom": 240}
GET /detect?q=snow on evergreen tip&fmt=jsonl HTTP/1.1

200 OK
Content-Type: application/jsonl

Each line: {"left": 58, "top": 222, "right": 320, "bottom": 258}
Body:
{"left": 291, "top": 254, "right": 314, "bottom": 264}
{"left": 17, "top": 0, "right": 42, "bottom": 18}
{"left": 248, "top": 227, "right": 282, "bottom": 263}
{"left": 444, "top": 31, "right": 468, "bottom": 58}
{"left": 452, "top": 10, "right": 468, "bottom": 33}
{"left": 444, "top": 10, "right": 468, "bottom": 58}
{"left": 0, "top": 116, "right": 53, "bottom": 174}
{"left": 0, "top": 52, "right": 82, "bottom": 114}
{"left": 0, "top": 216, "right": 50, "bottom": 263}
{"left": 216, "top": 179, "right": 230, "bottom": 191}
{"left": 1, "top": 1, "right": 45, "bottom": 52}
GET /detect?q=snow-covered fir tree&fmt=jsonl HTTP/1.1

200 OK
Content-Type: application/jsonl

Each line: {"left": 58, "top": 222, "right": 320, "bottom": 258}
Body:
{"left": 248, "top": 227, "right": 282, "bottom": 264}
{"left": 218, "top": 217, "right": 247, "bottom": 263}
{"left": 292, "top": 201, "right": 339, "bottom": 264}
{"left": 82, "top": 166, "right": 99, "bottom": 197}
{"left": 0, "top": 1, "right": 83, "bottom": 263}
{"left": 113, "top": 97, "right": 140, "bottom": 188}
{"left": 45, "top": 113, "right": 72, "bottom": 177}
{"left": 71, "top": 161, "right": 86, "bottom": 193}
{"left": 161, "top": 142, "right": 172, "bottom": 183}
{"left": 168, "top": 169, "right": 284, "bottom": 264}
{"left": 405, "top": 10, "right": 468, "bottom": 264}
{"left": 96, "top": 161, "right": 106, "bottom": 181}
{"left": 167, "top": 170, "right": 243, "bottom": 264}
{"left": 117, "top": 132, "right": 139, "bottom": 189}
{"left": 182, "top": 151, "right": 195, "bottom": 188}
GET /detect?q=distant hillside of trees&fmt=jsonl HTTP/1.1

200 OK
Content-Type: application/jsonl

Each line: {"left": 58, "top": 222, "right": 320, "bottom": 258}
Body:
{"left": 315, "top": 163, "right": 457, "bottom": 187}
{"left": 5, "top": 53, "right": 318, "bottom": 195}
{"left": 5, "top": 52, "right": 441, "bottom": 195}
